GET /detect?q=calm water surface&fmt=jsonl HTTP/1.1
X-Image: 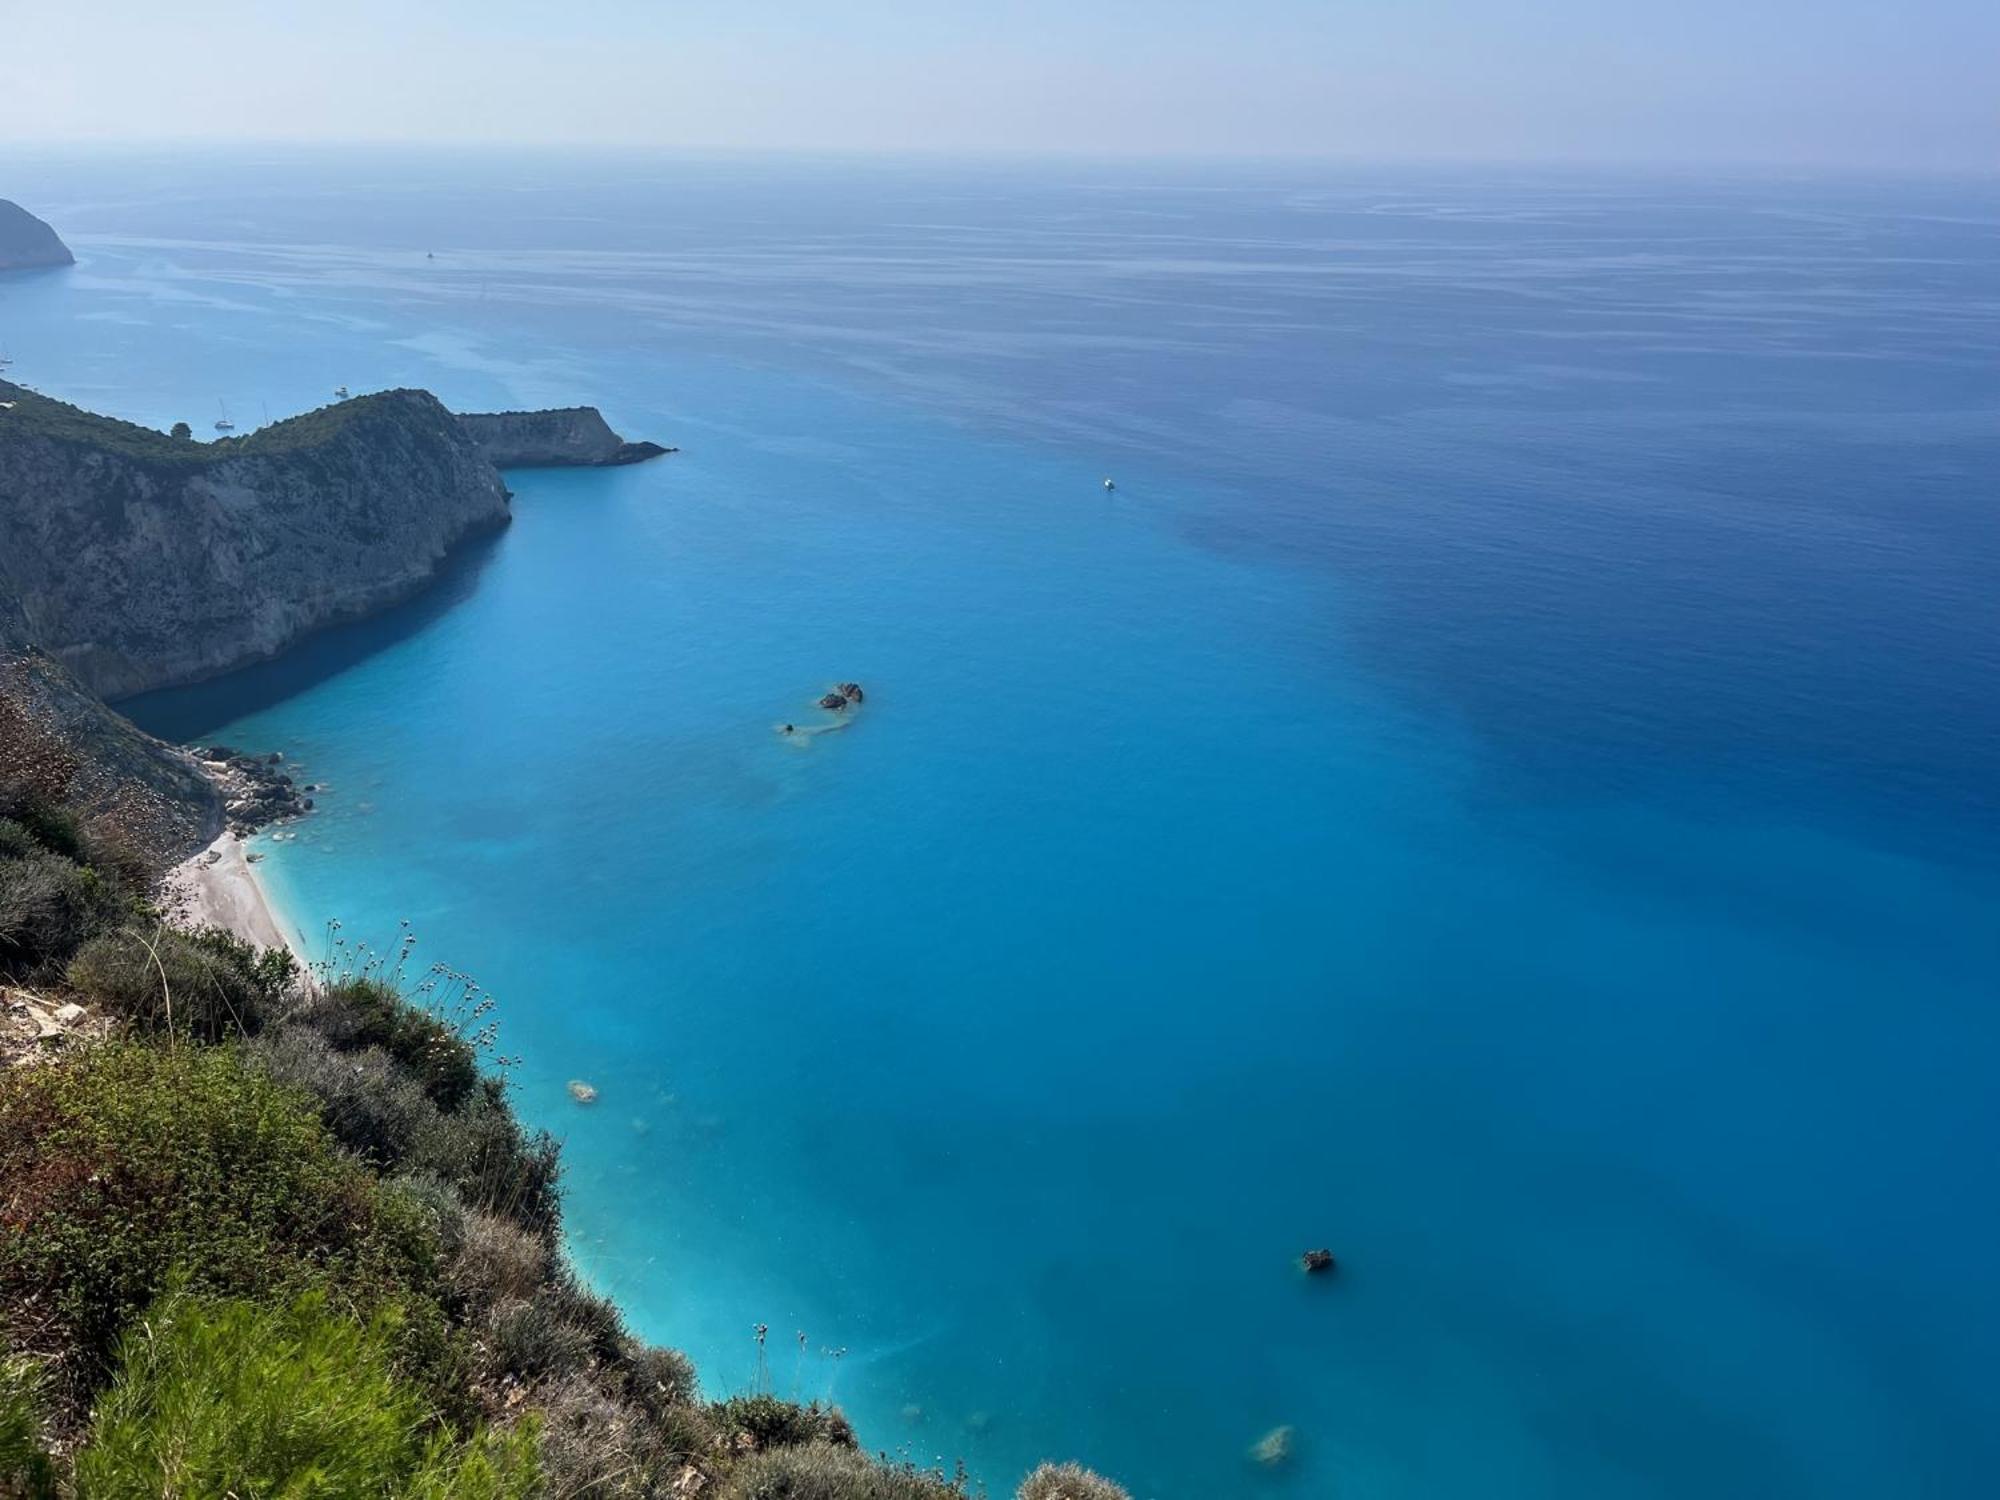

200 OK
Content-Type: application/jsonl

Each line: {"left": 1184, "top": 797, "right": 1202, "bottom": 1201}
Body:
{"left": 7, "top": 151, "right": 1998, "bottom": 1498}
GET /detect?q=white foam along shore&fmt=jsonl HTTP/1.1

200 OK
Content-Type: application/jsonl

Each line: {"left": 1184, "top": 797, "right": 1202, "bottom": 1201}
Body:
{"left": 162, "top": 834, "right": 306, "bottom": 963}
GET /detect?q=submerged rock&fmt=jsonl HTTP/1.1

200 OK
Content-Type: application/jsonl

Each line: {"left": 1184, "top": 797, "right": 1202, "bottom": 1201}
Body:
{"left": 568, "top": 1079, "right": 600, "bottom": 1105}
{"left": 1301, "top": 1247, "right": 1337, "bottom": 1275}
{"left": 1249, "top": 1425, "right": 1295, "bottom": 1467}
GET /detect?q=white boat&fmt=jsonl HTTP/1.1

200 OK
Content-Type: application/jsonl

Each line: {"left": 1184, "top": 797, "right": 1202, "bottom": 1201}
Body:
{"left": 1102, "top": 477, "right": 1116, "bottom": 491}
{"left": 214, "top": 399, "right": 235, "bottom": 433}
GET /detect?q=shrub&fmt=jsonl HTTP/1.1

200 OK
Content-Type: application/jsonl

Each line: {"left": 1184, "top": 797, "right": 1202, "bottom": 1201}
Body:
{"left": 0, "top": 1354, "right": 57, "bottom": 1499}
{"left": 486, "top": 1295, "right": 594, "bottom": 1383}
{"left": 407, "top": 1081, "right": 564, "bottom": 1237}
{"left": 0, "top": 819, "right": 37, "bottom": 862}
{"left": 73, "top": 1291, "right": 537, "bottom": 1499}
{"left": 68, "top": 925, "right": 295, "bottom": 1042}
{"left": 624, "top": 1344, "right": 701, "bottom": 1417}
{"left": 531, "top": 1370, "right": 700, "bottom": 1499}
{"left": 0, "top": 1042, "right": 444, "bottom": 1395}
{"left": 293, "top": 977, "right": 478, "bottom": 1111}
{"left": 711, "top": 1395, "right": 857, "bottom": 1454}
{"left": 0, "top": 785, "right": 84, "bottom": 865}
{"left": 247, "top": 1025, "right": 432, "bottom": 1166}
{"left": 447, "top": 1210, "right": 549, "bottom": 1317}
{"left": 1018, "top": 1462, "right": 1132, "bottom": 1500}
{"left": 719, "top": 1442, "right": 964, "bottom": 1500}
{"left": 0, "top": 853, "right": 118, "bottom": 973}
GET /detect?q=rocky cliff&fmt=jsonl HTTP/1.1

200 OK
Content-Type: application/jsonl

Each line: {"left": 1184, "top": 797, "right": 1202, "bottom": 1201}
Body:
{"left": 0, "top": 199, "right": 75, "bottom": 272}
{"left": 455, "top": 406, "right": 670, "bottom": 468}
{"left": 0, "top": 383, "right": 511, "bottom": 700}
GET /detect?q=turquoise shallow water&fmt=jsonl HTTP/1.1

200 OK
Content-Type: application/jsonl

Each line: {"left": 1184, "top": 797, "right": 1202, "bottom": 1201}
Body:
{"left": 7, "top": 153, "right": 2000, "bottom": 1497}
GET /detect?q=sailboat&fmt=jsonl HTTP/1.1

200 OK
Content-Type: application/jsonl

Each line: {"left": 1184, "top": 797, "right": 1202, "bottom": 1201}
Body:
{"left": 214, "top": 399, "right": 235, "bottom": 433}
{"left": 334, "top": 385, "right": 350, "bottom": 400}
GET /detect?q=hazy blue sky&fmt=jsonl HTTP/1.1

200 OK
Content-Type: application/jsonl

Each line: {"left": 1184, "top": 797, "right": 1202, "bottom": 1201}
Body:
{"left": 3, "top": 0, "right": 1994, "bottom": 167}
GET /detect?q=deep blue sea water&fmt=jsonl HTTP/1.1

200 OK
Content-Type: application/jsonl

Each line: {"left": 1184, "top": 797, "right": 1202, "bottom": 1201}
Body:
{"left": 5, "top": 151, "right": 1998, "bottom": 1497}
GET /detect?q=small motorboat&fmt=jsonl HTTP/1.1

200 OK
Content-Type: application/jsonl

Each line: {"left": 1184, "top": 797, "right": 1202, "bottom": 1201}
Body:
{"left": 334, "top": 385, "right": 351, "bottom": 400}
{"left": 1102, "top": 477, "right": 1116, "bottom": 491}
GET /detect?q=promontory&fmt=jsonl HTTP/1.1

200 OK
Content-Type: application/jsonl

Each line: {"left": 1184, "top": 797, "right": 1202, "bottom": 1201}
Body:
{"left": 0, "top": 199, "right": 75, "bottom": 272}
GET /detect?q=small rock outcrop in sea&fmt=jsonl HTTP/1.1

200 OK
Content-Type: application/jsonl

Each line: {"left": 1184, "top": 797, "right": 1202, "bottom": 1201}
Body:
{"left": 815, "top": 682, "right": 866, "bottom": 712}
{"left": 1301, "top": 1247, "right": 1337, "bottom": 1275}
{"left": 454, "top": 407, "right": 674, "bottom": 468}
{"left": 1249, "top": 1425, "right": 1295, "bottom": 1468}
{"left": 196, "top": 745, "right": 314, "bottom": 837}
{"left": 836, "top": 682, "right": 865, "bottom": 704}
{"left": 818, "top": 692, "right": 849, "bottom": 711}
{"left": 0, "top": 200, "right": 74, "bottom": 273}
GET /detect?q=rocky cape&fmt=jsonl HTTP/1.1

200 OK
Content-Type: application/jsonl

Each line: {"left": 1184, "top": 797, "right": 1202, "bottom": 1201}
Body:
{"left": 0, "top": 199, "right": 73, "bottom": 273}
{"left": 0, "top": 381, "right": 512, "bottom": 702}
{"left": 0, "top": 382, "right": 658, "bottom": 871}
{"left": 456, "top": 406, "right": 672, "bottom": 468}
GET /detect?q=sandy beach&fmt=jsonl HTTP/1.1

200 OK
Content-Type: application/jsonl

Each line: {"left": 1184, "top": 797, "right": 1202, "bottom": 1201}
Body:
{"left": 161, "top": 834, "right": 305, "bottom": 962}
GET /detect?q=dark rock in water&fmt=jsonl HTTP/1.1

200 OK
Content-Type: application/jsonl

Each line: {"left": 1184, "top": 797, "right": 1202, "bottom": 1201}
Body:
{"left": 454, "top": 407, "right": 675, "bottom": 469}
{"left": 1301, "top": 1248, "right": 1337, "bottom": 1275}
{"left": 836, "top": 682, "right": 865, "bottom": 704}
{"left": 818, "top": 693, "right": 848, "bottom": 711}
{"left": 0, "top": 200, "right": 74, "bottom": 273}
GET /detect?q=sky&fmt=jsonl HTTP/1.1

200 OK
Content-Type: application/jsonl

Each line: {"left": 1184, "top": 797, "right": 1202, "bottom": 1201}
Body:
{"left": 1, "top": 0, "right": 1995, "bottom": 168}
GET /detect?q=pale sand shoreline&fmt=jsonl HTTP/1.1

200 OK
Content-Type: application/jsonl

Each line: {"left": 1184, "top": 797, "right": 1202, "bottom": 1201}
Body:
{"left": 161, "top": 834, "right": 307, "bottom": 963}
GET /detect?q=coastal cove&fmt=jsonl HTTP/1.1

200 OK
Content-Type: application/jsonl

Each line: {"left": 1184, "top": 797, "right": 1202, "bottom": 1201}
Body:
{"left": 10, "top": 153, "right": 2000, "bottom": 1498}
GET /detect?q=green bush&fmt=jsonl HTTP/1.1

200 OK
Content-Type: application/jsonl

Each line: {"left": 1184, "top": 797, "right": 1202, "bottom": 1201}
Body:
{"left": 532, "top": 1370, "right": 706, "bottom": 1500}
{"left": 719, "top": 1442, "right": 964, "bottom": 1500}
{"left": 406, "top": 1080, "right": 564, "bottom": 1237}
{"left": 0, "top": 1042, "right": 444, "bottom": 1394}
{"left": 73, "top": 1291, "right": 536, "bottom": 1499}
{"left": 0, "top": 852, "right": 119, "bottom": 973}
{"left": 293, "top": 977, "right": 479, "bottom": 1111}
{"left": 68, "top": 925, "right": 295, "bottom": 1041}
{"left": 248, "top": 1025, "right": 432, "bottom": 1166}
{"left": 624, "top": 1344, "right": 701, "bottom": 1417}
{"left": 1017, "top": 1462, "right": 1132, "bottom": 1500}
{"left": 0, "top": 1354, "right": 57, "bottom": 1499}
{"left": 0, "top": 784, "right": 85, "bottom": 865}
{"left": 487, "top": 1295, "right": 594, "bottom": 1383}
{"left": 711, "top": 1395, "right": 857, "bottom": 1454}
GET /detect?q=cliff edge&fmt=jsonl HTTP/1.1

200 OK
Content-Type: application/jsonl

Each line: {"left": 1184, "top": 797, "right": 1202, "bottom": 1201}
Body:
{"left": 0, "top": 199, "right": 75, "bottom": 272}
{"left": 0, "top": 382, "right": 512, "bottom": 701}
{"left": 456, "top": 406, "right": 671, "bottom": 468}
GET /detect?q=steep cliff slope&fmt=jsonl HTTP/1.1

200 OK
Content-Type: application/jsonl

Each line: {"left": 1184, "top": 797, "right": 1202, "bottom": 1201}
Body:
{"left": 0, "top": 383, "right": 511, "bottom": 699}
{"left": 0, "top": 199, "right": 74, "bottom": 271}
{"left": 456, "top": 406, "right": 670, "bottom": 467}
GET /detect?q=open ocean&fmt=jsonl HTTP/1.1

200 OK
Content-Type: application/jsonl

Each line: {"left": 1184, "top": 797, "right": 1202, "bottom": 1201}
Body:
{"left": 7, "top": 150, "right": 1998, "bottom": 1497}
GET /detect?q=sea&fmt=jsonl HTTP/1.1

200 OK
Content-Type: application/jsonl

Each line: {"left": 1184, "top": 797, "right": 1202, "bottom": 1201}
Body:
{"left": 4, "top": 149, "right": 1997, "bottom": 1498}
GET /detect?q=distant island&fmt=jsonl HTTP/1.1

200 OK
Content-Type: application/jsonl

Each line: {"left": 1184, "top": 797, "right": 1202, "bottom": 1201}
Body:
{"left": 0, "top": 198, "right": 74, "bottom": 272}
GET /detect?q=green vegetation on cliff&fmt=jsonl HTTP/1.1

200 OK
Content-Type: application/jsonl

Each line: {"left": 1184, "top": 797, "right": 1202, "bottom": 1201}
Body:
{"left": 0, "top": 784, "right": 1131, "bottom": 1499}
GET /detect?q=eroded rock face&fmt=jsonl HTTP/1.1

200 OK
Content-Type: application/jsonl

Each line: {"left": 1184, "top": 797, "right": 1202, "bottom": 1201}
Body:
{"left": 0, "top": 382, "right": 511, "bottom": 699}
{"left": 0, "top": 200, "right": 73, "bottom": 273}
{"left": 455, "top": 407, "right": 672, "bottom": 468}
{"left": 0, "top": 602, "right": 221, "bottom": 872}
